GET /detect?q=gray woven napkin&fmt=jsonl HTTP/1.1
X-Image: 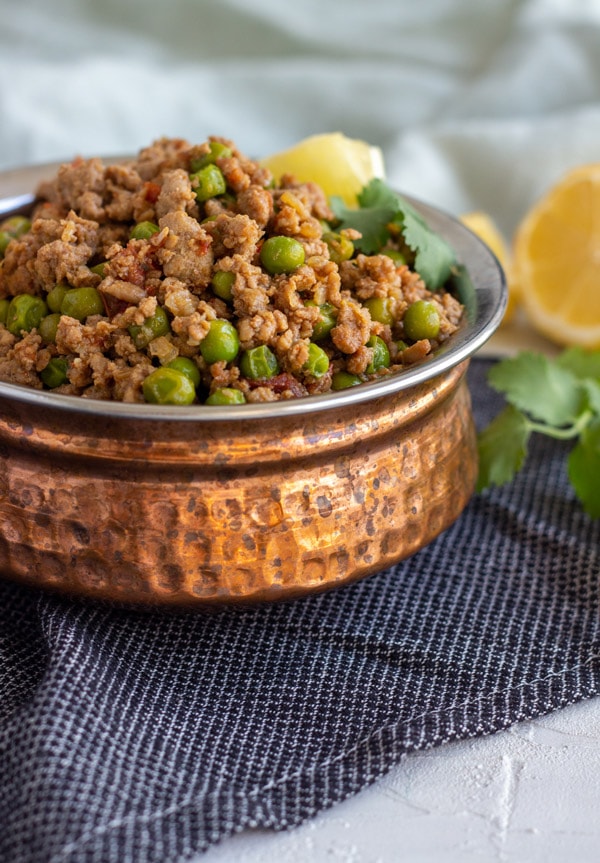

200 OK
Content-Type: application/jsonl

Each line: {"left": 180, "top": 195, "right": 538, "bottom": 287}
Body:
{"left": 1, "top": 358, "right": 599, "bottom": 863}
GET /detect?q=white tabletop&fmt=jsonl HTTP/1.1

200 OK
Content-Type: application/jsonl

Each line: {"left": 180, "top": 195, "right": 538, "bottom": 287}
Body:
{"left": 198, "top": 696, "right": 600, "bottom": 862}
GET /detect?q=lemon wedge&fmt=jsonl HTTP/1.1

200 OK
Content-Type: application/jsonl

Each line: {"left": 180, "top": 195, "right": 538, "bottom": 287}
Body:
{"left": 260, "top": 132, "right": 385, "bottom": 207}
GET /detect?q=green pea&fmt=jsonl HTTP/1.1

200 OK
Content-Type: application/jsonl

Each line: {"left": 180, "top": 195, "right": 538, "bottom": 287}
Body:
{"left": 403, "top": 300, "right": 441, "bottom": 341}
{"left": 0, "top": 216, "right": 32, "bottom": 258}
{"left": 303, "top": 343, "right": 329, "bottom": 378}
{"left": 211, "top": 270, "right": 235, "bottom": 302}
{"left": 46, "top": 284, "right": 69, "bottom": 313}
{"left": 199, "top": 319, "right": 240, "bottom": 364}
{"left": 260, "top": 236, "right": 305, "bottom": 275}
{"left": 60, "top": 287, "right": 104, "bottom": 321}
{"left": 191, "top": 164, "right": 227, "bottom": 202}
{"left": 0, "top": 231, "right": 11, "bottom": 257}
{"left": 130, "top": 221, "right": 159, "bottom": 240}
{"left": 364, "top": 297, "right": 395, "bottom": 326}
{"left": 128, "top": 306, "right": 170, "bottom": 349}
{"left": 332, "top": 371, "right": 362, "bottom": 390}
{"left": 0, "top": 298, "right": 10, "bottom": 324}
{"left": 396, "top": 340, "right": 409, "bottom": 352}
{"left": 239, "top": 345, "right": 279, "bottom": 379}
{"left": 322, "top": 231, "right": 354, "bottom": 264}
{"left": 6, "top": 295, "right": 48, "bottom": 336}
{"left": 41, "top": 357, "right": 68, "bottom": 388}
{"left": 142, "top": 367, "right": 196, "bottom": 405}
{"left": 306, "top": 301, "right": 337, "bottom": 342}
{"left": 381, "top": 247, "right": 407, "bottom": 266}
{"left": 3, "top": 215, "right": 32, "bottom": 238}
{"left": 90, "top": 262, "right": 107, "bottom": 277}
{"left": 365, "top": 335, "right": 391, "bottom": 374}
{"left": 205, "top": 387, "right": 246, "bottom": 405}
{"left": 166, "top": 357, "right": 201, "bottom": 387}
{"left": 38, "top": 313, "right": 61, "bottom": 344}
{"left": 190, "top": 141, "right": 232, "bottom": 172}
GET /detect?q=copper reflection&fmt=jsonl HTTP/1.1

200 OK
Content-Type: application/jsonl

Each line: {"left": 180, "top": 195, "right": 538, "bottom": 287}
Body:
{"left": 0, "top": 361, "right": 476, "bottom": 605}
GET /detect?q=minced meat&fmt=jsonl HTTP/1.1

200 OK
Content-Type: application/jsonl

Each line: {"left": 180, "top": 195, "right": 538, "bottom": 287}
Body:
{"left": 0, "top": 136, "right": 464, "bottom": 405}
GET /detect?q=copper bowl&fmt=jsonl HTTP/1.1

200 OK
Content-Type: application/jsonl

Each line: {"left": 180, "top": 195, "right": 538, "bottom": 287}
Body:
{"left": 0, "top": 163, "right": 506, "bottom": 605}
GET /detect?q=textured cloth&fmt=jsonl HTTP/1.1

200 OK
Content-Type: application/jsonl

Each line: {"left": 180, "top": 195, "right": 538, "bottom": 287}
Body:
{"left": 1, "top": 358, "right": 599, "bottom": 863}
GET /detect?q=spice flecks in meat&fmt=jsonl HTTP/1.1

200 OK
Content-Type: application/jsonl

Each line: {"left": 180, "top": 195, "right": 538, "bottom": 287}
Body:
{"left": 0, "top": 135, "right": 464, "bottom": 403}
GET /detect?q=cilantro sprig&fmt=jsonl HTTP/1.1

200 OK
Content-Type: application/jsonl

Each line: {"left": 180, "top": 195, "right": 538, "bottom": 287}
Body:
{"left": 330, "top": 179, "right": 457, "bottom": 291}
{"left": 477, "top": 347, "right": 600, "bottom": 518}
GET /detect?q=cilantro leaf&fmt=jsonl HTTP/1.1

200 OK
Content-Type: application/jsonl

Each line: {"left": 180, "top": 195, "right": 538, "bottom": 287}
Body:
{"left": 556, "top": 345, "right": 600, "bottom": 380}
{"left": 329, "top": 189, "right": 394, "bottom": 255}
{"left": 391, "top": 194, "right": 456, "bottom": 291}
{"left": 487, "top": 352, "right": 584, "bottom": 427}
{"left": 581, "top": 379, "right": 600, "bottom": 415}
{"left": 476, "top": 405, "right": 531, "bottom": 492}
{"left": 567, "top": 419, "right": 600, "bottom": 518}
{"left": 331, "top": 178, "right": 456, "bottom": 290}
{"left": 477, "top": 347, "right": 600, "bottom": 517}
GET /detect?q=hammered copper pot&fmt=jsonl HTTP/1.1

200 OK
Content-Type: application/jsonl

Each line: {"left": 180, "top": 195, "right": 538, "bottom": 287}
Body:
{"left": 0, "top": 167, "right": 506, "bottom": 605}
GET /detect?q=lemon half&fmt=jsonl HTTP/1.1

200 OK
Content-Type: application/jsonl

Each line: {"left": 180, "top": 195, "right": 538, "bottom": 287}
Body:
{"left": 513, "top": 164, "right": 600, "bottom": 348}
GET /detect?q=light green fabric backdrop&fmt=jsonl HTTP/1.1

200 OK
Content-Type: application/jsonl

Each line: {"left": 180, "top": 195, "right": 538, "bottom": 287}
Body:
{"left": 1, "top": 0, "right": 600, "bottom": 234}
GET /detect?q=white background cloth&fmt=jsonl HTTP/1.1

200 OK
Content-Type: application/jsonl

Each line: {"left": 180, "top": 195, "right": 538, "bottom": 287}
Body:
{"left": 2, "top": 0, "right": 600, "bottom": 239}
{"left": 2, "top": 2, "right": 600, "bottom": 860}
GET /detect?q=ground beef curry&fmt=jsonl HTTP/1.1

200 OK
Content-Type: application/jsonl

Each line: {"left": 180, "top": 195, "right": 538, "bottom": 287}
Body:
{"left": 0, "top": 137, "right": 464, "bottom": 405}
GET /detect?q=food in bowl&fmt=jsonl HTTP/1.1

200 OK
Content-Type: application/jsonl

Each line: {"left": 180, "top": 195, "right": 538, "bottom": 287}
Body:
{"left": 0, "top": 136, "right": 464, "bottom": 405}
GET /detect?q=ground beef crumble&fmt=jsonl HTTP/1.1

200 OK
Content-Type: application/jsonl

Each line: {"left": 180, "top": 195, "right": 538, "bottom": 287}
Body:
{"left": 0, "top": 135, "right": 464, "bottom": 404}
